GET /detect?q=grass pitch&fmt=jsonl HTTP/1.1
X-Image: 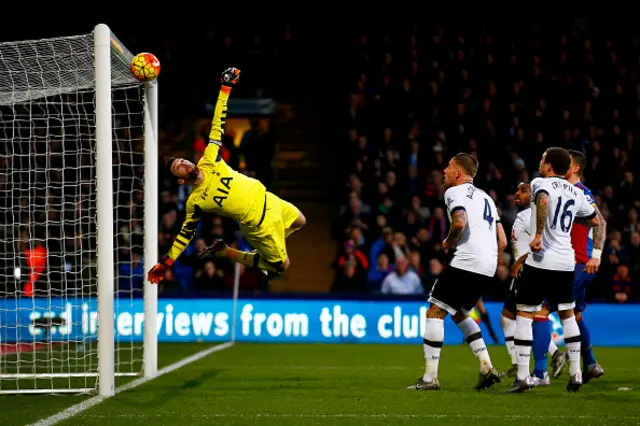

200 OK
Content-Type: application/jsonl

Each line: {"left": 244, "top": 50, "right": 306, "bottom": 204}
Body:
{"left": 2, "top": 343, "right": 640, "bottom": 426}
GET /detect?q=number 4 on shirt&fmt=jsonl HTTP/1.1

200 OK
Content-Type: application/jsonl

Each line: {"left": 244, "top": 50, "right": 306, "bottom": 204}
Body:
{"left": 483, "top": 198, "right": 494, "bottom": 228}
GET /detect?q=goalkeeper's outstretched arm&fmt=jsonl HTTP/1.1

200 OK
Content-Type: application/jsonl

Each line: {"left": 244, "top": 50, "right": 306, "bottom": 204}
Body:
{"left": 197, "top": 68, "right": 240, "bottom": 165}
{"left": 166, "top": 205, "right": 201, "bottom": 261}
{"left": 148, "top": 203, "right": 202, "bottom": 284}
{"left": 209, "top": 67, "right": 240, "bottom": 146}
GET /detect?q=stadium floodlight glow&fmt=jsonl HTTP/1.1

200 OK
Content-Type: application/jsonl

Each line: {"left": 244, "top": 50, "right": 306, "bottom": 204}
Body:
{"left": 0, "top": 24, "right": 158, "bottom": 396}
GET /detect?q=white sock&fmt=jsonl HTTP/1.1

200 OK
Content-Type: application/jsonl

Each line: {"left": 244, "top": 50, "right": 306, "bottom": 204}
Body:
{"left": 514, "top": 315, "right": 533, "bottom": 381}
{"left": 501, "top": 315, "right": 517, "bottom": 365}
{"left": 561, "top": 316, "right": 582, "bottom": 376}
{"left": 548, "top": 339, "right": 558, "bottom": 357}
{"left": 422, "top": 318, "right": 444, "bottom": 381}
{"left": 457, "top": 316, "right": 492, "bottom": 373}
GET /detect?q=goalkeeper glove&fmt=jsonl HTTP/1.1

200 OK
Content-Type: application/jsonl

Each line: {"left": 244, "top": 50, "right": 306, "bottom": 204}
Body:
{"left": 147, "top": 256, "right": 174, "bottom": 284}
{"left": 221, "top": 67, "right": 241, "bottom": 86}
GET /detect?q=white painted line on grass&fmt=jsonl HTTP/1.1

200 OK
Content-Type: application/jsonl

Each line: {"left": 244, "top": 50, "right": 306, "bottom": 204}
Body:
{"left": 27, "top": 341, "right": 234, "bottom": 426}
{"left": 70, "top": 413, "right": 637, "bottom": 421}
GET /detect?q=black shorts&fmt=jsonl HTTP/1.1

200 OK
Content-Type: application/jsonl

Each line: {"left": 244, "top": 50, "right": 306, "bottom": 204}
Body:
{"left": 515, "top": 264, "right": 574, "bottom": 312}
{"left": 428, "top": 266, "right": 493, "bottom": 316}
{"left": 503, "top": 278, "right": 517, "bottom": 315}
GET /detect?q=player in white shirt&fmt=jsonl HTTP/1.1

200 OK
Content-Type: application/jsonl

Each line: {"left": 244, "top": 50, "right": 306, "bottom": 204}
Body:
{"left": 508, "top": 147, "right": 599, "bottom": 393}
{"left": 409, "top": 153, "right": 507, "bottom": 391}
{"left": 500, "top": 182, "right": 531, "bottom": 378}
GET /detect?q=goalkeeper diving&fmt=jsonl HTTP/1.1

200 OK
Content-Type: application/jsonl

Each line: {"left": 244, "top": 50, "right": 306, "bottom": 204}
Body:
{"left": 148, "top": 68, "right": 306, "bottom": 284}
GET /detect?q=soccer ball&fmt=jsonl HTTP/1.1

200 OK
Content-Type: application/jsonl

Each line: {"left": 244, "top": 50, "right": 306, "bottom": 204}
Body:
{"left": 130, "top": 53, "right": 160, "bottom": 82}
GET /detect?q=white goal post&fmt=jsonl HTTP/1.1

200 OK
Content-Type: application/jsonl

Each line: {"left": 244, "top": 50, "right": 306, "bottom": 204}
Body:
{"left": 0, "top": 24, "right": 158, "bottom": 395}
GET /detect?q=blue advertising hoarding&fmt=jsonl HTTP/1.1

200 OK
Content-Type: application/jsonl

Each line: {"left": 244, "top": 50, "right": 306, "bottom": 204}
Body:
{"left": 0, "top": 298, "right": 637, "bottom": 346}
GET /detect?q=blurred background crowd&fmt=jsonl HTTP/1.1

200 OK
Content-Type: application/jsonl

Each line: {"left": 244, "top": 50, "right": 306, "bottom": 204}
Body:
{"left": 0, "top": 19, "right": 637, "bottom": 303}
{"left": 334, "top": 21, "right": 639, "bottom": 304}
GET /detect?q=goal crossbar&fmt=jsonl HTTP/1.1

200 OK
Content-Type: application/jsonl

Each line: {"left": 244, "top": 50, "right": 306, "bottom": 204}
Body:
{"left": 0, "top": 31, "right": 135, "bottom": 105}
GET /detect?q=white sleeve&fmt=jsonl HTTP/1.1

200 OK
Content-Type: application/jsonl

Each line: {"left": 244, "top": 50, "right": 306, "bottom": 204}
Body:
{"left": 444, "top": 186, "right": 465, "bottom": 215}
{"left": 576, "top": 190, "right": 596, "bottom": 219}
{"left": 511, "top": 211, "right": 531, "bottom": 260}
{"left": 511, "top": 216, "right": 521, "bottom": 257}
{"left": 521, "top": 210, "right": 532, "bottom": 236}
{"left": 530, "top": 177, "right": 550, "bottom": 200}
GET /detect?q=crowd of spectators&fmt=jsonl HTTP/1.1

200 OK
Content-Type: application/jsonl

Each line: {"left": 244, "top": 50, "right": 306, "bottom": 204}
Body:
{"left": 3, "top": 20, "right": 640, "bottom": 301}
{"left": 334, "top": 21, "right": 640, "bottom": 304}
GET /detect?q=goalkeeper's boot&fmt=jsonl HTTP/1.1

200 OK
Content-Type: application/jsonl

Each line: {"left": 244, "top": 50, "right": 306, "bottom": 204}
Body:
{"left": 551, "top": 350, "right": 568, "bottom": 378}
{"left": 474, "top": 367, "right": 501, "bottom": 390}
{"left": 501, "top": 364, "right": 518, "bottom": 378}
{"left": 582, "top": 363, "right": 604, "bottom": 384}
{"left": 566, "top": 372, "right": 583, "bottom": 392}
{"left": 407, "top": 377, "right": 440, "bottom": 391}
{"left": 198, "top": 239, "right": 228, "bottom": 259}
{"left": 506, "top": 376, "right": 534, "bottom": 393}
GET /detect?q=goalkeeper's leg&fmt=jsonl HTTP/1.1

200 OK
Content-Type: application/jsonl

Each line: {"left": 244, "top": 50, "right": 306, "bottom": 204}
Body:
{"left": 200, "top": 239, "right": 288, "bottom": 274}
{"left": 200, "top": 194, "right": 304, "bottom": 273}
{"left": 235, "top": 194, "right": 304, "bottom": 270}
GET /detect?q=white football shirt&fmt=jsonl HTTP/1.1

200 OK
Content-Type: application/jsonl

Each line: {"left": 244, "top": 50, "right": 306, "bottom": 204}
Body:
{"left": 444, "top": 183, "right": 499, "bottom": 277}
{"left": 511, "top": 208, "right": 531, "bottom": 261}
{"left": 525, "top": 176, "right": 596, "bottom": 271}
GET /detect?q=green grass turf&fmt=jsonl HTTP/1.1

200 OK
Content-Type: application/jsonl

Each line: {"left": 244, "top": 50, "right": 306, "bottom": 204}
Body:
{"left": 3, "top": 343, "right": 640, "bottom": 426}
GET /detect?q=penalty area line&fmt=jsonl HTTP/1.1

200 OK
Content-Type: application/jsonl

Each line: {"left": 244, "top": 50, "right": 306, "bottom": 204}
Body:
{"left": 27, "top": 341, "right": 235, "bottom": 426}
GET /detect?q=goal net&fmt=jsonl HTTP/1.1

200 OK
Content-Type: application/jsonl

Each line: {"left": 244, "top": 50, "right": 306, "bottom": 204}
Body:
{"left": 0, "top": 25, "right": 158, "bottom": 395}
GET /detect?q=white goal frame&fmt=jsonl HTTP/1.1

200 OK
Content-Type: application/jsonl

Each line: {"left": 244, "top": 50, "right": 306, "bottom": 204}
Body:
{"left": 0, "top": 23, "right": 158, "bottom": 396}
{"left": 95, "top": 23, "right": 158, "bottom": 398}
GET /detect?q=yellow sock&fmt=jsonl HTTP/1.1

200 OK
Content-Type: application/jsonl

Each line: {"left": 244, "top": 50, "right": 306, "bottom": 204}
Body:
{"left": 219, "top": 247, "right": 281, "bottom": 273}
{"left": 219, "top": 247, "right": 256, "bottom": 268}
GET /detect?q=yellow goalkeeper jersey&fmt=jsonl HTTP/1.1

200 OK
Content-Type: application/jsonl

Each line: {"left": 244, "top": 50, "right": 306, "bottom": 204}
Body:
{"left": 166, "top": 86, "right": 266, "bottom": 262}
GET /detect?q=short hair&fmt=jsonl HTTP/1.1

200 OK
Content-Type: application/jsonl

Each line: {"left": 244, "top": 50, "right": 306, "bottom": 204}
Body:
{"left": 453, "top": 153, "right": 479, "bottom": 178}
{"left": 166, "top": 157, "right": 177, "bottom": 177}
{"left": 568, "top": 149, "right": 586, "bottom": 176}
{"left": 544, "top": 147, "right": 571, "bottom": 175}
{"left": 518, "top": 182, "right": 530, "bottom": 192}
